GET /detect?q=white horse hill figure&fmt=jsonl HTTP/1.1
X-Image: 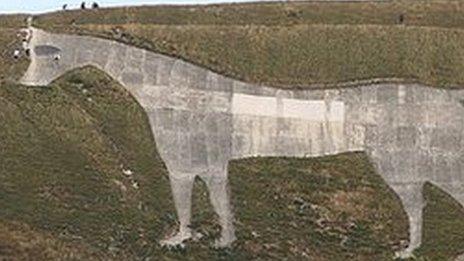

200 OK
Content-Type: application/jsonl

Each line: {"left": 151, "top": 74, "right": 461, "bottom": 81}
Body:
{"left": 19, "top": 26, "right": 464, "bottom": 258}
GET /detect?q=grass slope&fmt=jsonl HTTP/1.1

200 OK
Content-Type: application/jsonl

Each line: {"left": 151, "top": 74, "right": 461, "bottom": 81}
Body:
{"left": 61, "top": 23, "right": 464, "bottom": 89}
{"left": 34, "top": 2, "right": 464, "bottom": 28}
{"left": 419, "top": 183, "right": 464, "bottom": 260}
{"left": 0, "top": 2, "right": 463, "bottom": 260}
{"left": 0, "top": 220, "right": 106, "bottom": 260}
{"left": 0, "top": 67, "right": 462, "bottom": 260}
{"left": 0, "top": 28, "right": 28, "bottom": 83}
{"left": 0, "top": 68, "right": 173, "bottom": 259}
{"left": 34, "top": 1, "right": 464, "bottom": 89}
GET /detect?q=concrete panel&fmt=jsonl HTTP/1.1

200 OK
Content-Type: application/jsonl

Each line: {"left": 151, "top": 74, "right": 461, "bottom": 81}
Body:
{"left": 190, "top": 133, "right": 208, "bottom": 168}
{"left": 104, "top": 43, "right": 127, "bottom": 81}
{"left": 170, "top": 60, "right": 207, "bottom": 90}
{"left": 430, "top": 127, "right": 462, "bottom": 153}
{"left": 125, "top": 47, "right": 145, "bottom": 71}
{"left": 121, "top": 71, "right": 144, "bottom": 88}
{"left": 206, "top": 71, "right": 233, "bottom": 92}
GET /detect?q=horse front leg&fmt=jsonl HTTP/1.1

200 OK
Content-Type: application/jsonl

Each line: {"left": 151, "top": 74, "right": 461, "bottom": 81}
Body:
{"left": 160, "top": 173, "right": 197, "bottom": 248}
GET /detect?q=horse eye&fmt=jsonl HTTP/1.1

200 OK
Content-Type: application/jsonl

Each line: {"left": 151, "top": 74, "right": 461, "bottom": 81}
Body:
{"left": 34, "top": 45, "right": 61, "bottom": 57}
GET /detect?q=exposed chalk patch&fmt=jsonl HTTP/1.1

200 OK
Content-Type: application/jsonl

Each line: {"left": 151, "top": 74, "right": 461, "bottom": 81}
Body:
{"left": 231, "top": 93, "right": 348, "bottom": 159}
{"left": 232, "top": 93, "right": 277, "bottom": 118}
{"left": 283, "top": 98, "right": 344, "bottom": 122}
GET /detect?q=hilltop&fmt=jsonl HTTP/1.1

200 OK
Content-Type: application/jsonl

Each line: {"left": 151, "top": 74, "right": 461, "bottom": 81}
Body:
{"left": 32, "top": 1, "right": 464, "bottom": 89}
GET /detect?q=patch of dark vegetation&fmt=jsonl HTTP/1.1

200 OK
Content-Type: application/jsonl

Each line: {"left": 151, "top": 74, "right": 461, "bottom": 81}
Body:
{"left": 417, "top": 182, "right": 464, "bottom": 260}
{"left": 229, "top": 154, "right": 408, "bottom": 260}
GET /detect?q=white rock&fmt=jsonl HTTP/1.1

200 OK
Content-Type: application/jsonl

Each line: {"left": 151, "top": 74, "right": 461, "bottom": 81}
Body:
{"left": 122, "top": 169, "right": 133, "bottom": 176}
{"left": 132, "top": 180, "right": 139, "bottom": 189}
{"left": 13, "top": 49, "right": 20, "bottom": 58}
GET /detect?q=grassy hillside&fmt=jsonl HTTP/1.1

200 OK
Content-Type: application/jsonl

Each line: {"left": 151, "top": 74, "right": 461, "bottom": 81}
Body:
{"left": 34, "top": 1, "right": 464, "bottom": 89}
{"left": 0, "top": 25, "right": 29, "bottom": 83}
{"left": 0, "top": 66, "right": 398, "bottom": 260}
{"left": 55, "top": 23, "right": 464, "bottom": 89}
{"left": 0, "top": 60, "right": 462, "bottom": 261}
{"left": 34, "top": 1, "right": 464, "bottom": 28}
{"left": 0, "top": 68, "right": 173, "bottom": 259}
{"left": 0, "top": 220, "right": 108, "bottom": 260}
{"left": 420, "top": 183, "right": 464, "bottom": 260}
{"left": 0, "top": 2, "right": 463, "bottom": 260}
{"left": 0, "top": 14, "right": 27, "bottom": 27}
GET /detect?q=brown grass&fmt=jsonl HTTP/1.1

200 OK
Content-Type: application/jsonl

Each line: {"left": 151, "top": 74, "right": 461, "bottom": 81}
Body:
{"left": 48, "top": 23, "right": 464, "bottom": 89}
{"left": 33, "top": 1, "right": 464, "bottom": 89}
{"left": 0, "top": 28, "right": 29, "bottom": 83}
{"left": 34, "top": 1, "right": 464, "bottom": 28}
{"left": 0, "top": 220, "right": 110, "bottom": 260}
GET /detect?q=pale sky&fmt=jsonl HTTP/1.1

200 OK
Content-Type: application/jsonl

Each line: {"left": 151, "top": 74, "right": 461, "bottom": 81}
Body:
{"left": 0, "top": 0, "right": 269, "bottom": 14}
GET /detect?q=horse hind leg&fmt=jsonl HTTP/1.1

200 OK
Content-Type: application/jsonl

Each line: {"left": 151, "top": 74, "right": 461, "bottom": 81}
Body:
{"left": 200, "top": 166, "right": 236, "bottom": 248}
{"left": 368, "top": 146, "right": 425, "bottom": 258}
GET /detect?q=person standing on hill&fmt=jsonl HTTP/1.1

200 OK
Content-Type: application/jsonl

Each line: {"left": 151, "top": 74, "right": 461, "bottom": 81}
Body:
{"left": 81, "top": 2, "right": 86, "bottom": 9}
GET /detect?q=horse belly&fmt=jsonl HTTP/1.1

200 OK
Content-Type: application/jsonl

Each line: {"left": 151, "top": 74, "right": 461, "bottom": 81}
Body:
{"left": 231, "top": 93, "right": 362, "bottom": 159}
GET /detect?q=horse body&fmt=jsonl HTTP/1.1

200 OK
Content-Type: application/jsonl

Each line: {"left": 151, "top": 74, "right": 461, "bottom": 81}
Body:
{"left": 20, "top": 27, "right": 464, "bottom": 257}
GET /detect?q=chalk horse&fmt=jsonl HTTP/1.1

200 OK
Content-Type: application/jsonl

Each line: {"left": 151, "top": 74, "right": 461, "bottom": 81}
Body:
{"left": 20, "top": 27, "right": 464, "bottom": 258}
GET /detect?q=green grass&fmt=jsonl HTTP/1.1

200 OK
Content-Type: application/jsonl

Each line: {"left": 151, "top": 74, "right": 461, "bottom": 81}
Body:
{"left": 0, "top": 67, "right": 462, "bottom": 260}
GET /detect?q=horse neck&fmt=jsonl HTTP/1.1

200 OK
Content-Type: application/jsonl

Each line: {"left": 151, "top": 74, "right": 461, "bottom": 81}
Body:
{"left": 71, "top": 37, "right": 149, "bottom": 100}
{"left": 87, "top": 40, "right": 180, "bottom": 109}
